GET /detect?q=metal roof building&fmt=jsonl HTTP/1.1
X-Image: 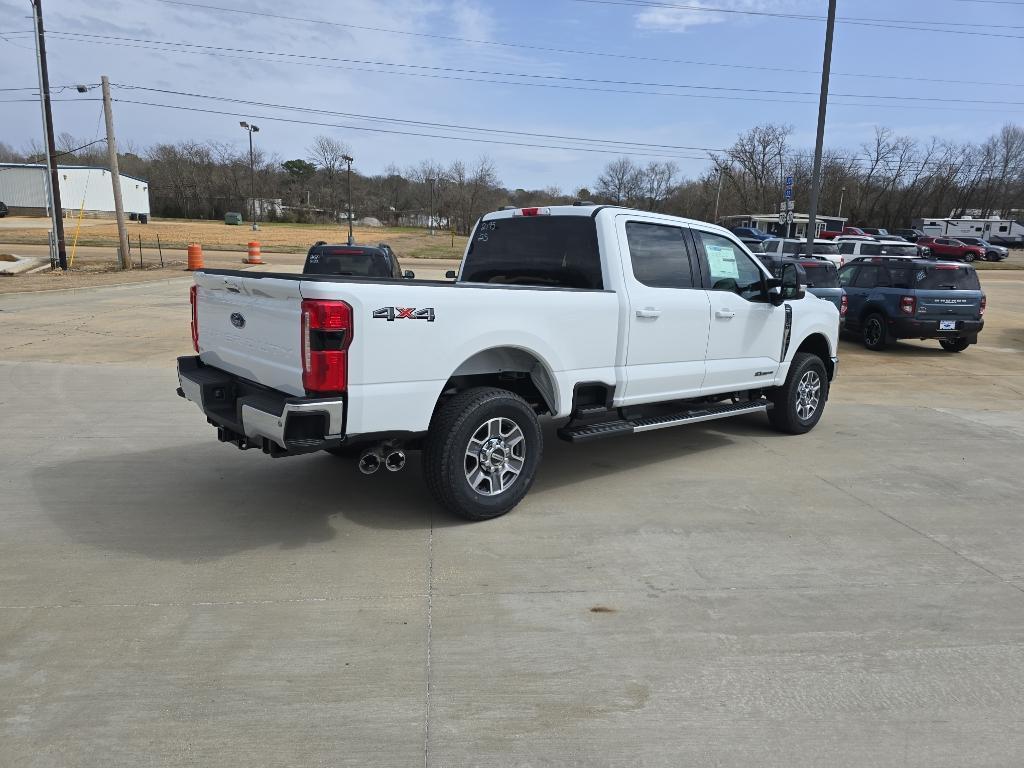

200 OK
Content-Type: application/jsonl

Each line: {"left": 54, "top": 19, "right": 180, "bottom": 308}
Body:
{"left": 0, "top": 163, "right": 150, "bottom": 217}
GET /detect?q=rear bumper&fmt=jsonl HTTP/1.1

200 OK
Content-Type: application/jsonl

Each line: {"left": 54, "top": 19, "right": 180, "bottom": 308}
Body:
{"left": 176, "top": 356, "right": 346, "bottom": 456}
{"left": 889, "top": 317, "right": 984, "bottom": 341}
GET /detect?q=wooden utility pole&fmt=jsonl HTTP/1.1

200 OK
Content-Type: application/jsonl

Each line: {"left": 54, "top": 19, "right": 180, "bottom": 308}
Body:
{"left": 101, "top": 75, "right": 130, "bottom": 270}
{"left": 31, "top": 0, "right": 67, "bottom": 270}
{"left": 805, "top": 0, "right": 838, "bottom": 255}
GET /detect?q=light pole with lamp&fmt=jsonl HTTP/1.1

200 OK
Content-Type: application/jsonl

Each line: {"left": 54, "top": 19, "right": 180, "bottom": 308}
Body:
{"left": 239, "top": 122, "right": 259, "bottom": 231}
{"left": 342, "top": 153, "right": 354, "bottom": 245}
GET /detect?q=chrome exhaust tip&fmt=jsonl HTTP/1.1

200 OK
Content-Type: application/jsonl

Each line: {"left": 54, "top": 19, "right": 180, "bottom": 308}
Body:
{"left": 384, "top": 450, "right": 406, "bottom": 472}
{"left": 358, "top": 450, "right": 382, "bottom": 475}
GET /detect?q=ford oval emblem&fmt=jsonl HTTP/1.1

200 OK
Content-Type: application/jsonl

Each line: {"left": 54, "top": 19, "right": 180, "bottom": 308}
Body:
{"left": 230, "top": 312, "right": 246, "bottom": 329}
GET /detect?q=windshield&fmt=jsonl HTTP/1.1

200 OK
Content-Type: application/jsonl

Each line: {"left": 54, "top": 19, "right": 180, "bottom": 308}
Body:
{"left": 800, "top": 262, "right": 839, "bottom": 288}
{"left": 782, "top": 242, "right": 839, "bottom": 256}
{"left": 463, "top": 216, "right": 603, "bottom": 288}
{"left": 305, "top": 247, "right": 393, "bottom": 277}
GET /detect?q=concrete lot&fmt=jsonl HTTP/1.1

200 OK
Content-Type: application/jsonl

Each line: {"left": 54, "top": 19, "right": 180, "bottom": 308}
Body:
{"left": 2, "top": 274, "right": 1024, "bottom": 766}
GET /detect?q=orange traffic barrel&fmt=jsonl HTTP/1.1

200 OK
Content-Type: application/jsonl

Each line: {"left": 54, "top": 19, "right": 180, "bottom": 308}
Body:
{"left": 244, "top": 241, "right": 264, "bottom": 265}
{"left": 186, "top": 243, "right": 204, "bottom": 271}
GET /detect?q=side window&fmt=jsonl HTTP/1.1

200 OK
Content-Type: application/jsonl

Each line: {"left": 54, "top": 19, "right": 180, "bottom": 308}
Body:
{"left": 838, "top": 242, "right": 855, "bottom": 255}
{"left": 852, "top": 265, "right": 878, "bottom": 288}
{"left": 861, "top": 243, "right": 881, "bottom": 256}
{"left": 696, "top": 231, "right": 766, "bottom": 301}
{"left": 838, "top": 266, "right": 856, "bottom": 287}
{"left": 625, "top": 222, "right": 695, "bottom": 289}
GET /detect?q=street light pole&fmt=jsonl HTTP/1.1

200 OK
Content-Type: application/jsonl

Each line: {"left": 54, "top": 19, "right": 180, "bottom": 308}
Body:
{"left": 342, "top": 154, "right": 354, "bottom": 245}
{"left": 838, "top": 186, "right": 846, "bottom": 219}
{"left": 805, "top": 0, "right": 838, "bottom": 256}
{"left": 713, "top": 166, "right": 724, "bottom": 222}
{"left": 239, "top": 122, "right": 260, "bottom": 231}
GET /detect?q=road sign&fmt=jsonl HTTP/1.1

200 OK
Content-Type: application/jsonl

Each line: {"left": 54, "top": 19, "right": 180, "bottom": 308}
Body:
{"left": 784, "top": 187, "right": 793, "bottom": 201}
{"left": 786, "top": 200, "right": 795, "bottom": 211}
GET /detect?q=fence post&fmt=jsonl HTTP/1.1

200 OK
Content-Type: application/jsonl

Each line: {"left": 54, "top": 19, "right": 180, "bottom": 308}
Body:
{"left": 157, "top": 233, "right": 164, "bottom": 267}
{"left": 138, "top": 234, "right": 143, "bottom": 268}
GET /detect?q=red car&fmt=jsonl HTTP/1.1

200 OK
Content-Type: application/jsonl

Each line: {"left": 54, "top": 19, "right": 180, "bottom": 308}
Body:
{"left": 916, "top": 237, "right": 986, "bottom": 263}
{"left": 820, "top": 226, "right": 867, "bottom": 240}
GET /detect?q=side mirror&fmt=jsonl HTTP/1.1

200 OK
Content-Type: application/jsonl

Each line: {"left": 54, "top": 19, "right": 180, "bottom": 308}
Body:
{"left": 780, "top": 263, "right": 805, "bottom": 302}
{"left": 403, "top": 270, "right": 415, "bottom": 279}
{"left": 445, "top": 270, "right": 457, "bottom": 279}
{"left": 766, "top": 277, "right": 784, "bottom": 306}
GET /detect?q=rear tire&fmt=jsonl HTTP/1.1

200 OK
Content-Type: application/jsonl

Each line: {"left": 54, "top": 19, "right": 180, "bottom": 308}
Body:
{"left": 769, "top": 353, "right": 829, "bottom": 435}
{"left": 963, "top": 252, "right": 975, "bottom": 263}
{"left": 422, "top": 387, "right": 542, "bottom": 521}
{"left": 862, "top": 312, "right": 888, "bottom": 351}
{"left": 940, "top": 338, "right": 970, "bottom": 353}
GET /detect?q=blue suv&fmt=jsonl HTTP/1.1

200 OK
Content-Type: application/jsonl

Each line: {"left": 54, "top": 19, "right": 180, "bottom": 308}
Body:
{"left": 838, "top": 257, "right": 985, "bottom": 352}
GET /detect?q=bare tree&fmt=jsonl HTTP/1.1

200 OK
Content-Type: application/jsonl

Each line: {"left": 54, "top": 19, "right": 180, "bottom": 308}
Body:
{"left": 595, "top": 157, "right": 644, "bottom": 204}
{"left": 307, "top": 135, "right": 351, "bottom": 220}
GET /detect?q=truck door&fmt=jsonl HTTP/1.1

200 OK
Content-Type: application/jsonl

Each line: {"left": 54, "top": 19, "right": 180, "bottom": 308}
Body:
{"left": 692, "top": 228, "right": 786, "bottom": 393}
{"left": 616, "top": 217, "right": 710, "bottom": 405}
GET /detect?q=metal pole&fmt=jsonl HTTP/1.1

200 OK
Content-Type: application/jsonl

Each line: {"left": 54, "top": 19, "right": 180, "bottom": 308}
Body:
{"left": 32, "top": 0, "right": 67, "bottom": 270}
{"left": 838, "top": 187, "right": 846, "bottom": 219}
{"left": 248, "top": 129, "right": 257, "bottom": 231}
{"left": 157, "top": 233, "right": 163, "bottom": 266}
{"left": 346, "top": 158, "right": 354, "bottom": 245}
{"left": 428, "top": 178, "right": 434, "bottom": 235}
{"left": 713, "top": 167, "right": 724, "bottom": 222}
{"left": 806, "top": 0, "right": 838, "bottom": 257}
{"left": 101, "top": 76, "right": 130, "bottom": 270}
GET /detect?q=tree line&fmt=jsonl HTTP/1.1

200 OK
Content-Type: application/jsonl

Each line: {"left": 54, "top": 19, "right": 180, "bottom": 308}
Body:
{"left": 1, "top": 122, "right": 1021, "bottom": 232}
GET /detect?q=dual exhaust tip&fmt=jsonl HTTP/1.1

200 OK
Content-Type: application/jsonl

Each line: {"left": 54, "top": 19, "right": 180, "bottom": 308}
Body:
{"left": 358, "top": 446, "right": 406, "bottom": 475}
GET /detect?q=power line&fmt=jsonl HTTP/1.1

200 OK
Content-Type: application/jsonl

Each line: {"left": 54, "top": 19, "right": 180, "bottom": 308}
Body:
{"left": 573, "top": 0, "right": 1024, "bottom": 38}
{"left": 147, "top": 3, "right": 1024, "bottom": 89}
{"left": 110, "top": 98, "right": 714, "bottom": 160}
{"left": 40, "top": 30, "right": 1024, "bottom": 113}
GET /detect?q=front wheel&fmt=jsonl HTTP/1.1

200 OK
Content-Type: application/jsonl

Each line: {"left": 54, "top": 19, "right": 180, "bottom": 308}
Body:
{"left": 422, "top": 387, "right": 543, "bottom": 521}
{"left": 769, "top": 353, "right": 829, "bottom": 435}
{"left": 962, "top": 252, "right": 975, "bottom": 263}
{"left": 940, "top": 338, "right": 970, "bottom": 353}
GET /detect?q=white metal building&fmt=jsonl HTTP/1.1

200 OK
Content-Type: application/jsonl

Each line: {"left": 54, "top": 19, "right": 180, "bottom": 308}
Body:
{"left": 0, "top": 163, "right": 150, "bottom": 217}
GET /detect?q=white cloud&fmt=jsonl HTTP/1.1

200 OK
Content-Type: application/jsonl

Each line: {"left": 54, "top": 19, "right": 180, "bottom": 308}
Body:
{"left": 635, "top": 0, "right": 807, "bottom": 34}
{"left": 450, "top": 1, "right": 496, "bottom": 43}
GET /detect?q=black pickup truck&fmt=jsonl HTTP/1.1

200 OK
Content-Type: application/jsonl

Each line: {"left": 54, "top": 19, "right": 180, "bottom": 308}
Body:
{"left": 304, "top": 242, "right": 415, "bottom": 279}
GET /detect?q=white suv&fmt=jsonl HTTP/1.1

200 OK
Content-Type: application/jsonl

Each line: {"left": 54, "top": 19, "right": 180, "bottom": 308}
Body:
{"left": 836, "top": 239, "right": 923, "bottom": 260}
{"left": 760, "top": 238, "right": 843, "bottom": 268}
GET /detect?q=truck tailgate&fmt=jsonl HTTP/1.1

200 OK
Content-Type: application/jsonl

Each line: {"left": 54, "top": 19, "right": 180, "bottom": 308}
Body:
{"left": 194, "top": 272, "right": 305, "bottom": 396}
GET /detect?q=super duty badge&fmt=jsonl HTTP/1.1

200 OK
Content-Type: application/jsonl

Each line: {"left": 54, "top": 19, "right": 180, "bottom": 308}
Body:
{"left": 373, "top": 306, "right": 436, "bottom": 322}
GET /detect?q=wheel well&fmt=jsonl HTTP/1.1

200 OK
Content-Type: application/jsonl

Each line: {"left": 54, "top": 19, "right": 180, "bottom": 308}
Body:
{"left": 794, "top": 333, "right": 834, "bottom": 379}
{"left": 441, "top": 347, "right": 556, "bottom": 414}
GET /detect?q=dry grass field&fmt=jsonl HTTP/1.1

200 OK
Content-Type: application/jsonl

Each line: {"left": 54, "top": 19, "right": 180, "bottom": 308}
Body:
{"left": 0, "top": 217, "right": 468, "bottom": 260}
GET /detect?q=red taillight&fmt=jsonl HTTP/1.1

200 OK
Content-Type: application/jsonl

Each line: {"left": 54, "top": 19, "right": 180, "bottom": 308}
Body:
{"left": 900, "top": 296, "right": 916, "bottom": 315}
{"left": 301, "top": 299, "right": 353, "bottom": 393}
{"left": 190, "top": 284, "right": 199, "bottom": 352}
{"left": 980, "top": 295, "right": 986, "bottom": 317}
{"left": 840, "top": 294, "right": 848, "bottom": 318}
{"left": 513, "top": 207, "right": 550, "bottom": 217}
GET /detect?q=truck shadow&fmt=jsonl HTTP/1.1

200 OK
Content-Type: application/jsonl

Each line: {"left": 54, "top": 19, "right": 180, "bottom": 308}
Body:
{"left": 31, "top": 418, "right": 758, "bottom": 561}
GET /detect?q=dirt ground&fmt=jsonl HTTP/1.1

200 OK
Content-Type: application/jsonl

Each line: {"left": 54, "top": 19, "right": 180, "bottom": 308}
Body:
{"left": 0, "top": 216, "right": 468, "bottom": 261}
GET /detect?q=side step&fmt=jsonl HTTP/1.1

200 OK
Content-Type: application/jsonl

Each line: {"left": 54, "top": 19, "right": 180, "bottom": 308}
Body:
{"left": 558, "top": 399, "right": 772, "bottom": 443}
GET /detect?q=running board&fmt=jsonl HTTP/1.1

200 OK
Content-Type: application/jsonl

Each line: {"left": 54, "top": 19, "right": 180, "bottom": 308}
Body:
{"left": 558, "top": 399, "right": 772, "bottom": 443}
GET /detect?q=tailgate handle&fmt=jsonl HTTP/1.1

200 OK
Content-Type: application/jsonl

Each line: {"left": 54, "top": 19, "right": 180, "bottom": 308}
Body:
{"left": 222, "top": 278, "right": 242, "bottom": 293}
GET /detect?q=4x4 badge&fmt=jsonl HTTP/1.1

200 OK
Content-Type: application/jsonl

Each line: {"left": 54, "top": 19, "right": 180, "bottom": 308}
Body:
{"left": 373, "top": 306, "right": 436, "bottom": 322}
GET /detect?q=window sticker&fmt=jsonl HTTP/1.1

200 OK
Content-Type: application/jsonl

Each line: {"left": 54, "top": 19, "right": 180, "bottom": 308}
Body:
{"left": 706, "top": 243, "right": 740, "bottom": 279}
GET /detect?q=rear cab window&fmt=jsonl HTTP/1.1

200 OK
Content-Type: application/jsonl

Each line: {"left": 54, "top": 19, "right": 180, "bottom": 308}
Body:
{"left": 799, "top": 262, "right": 839, "bottom": 288}
{"left": 305, "top": 247, "right": 395, "bottom": 278}
{"left": 462, "top": 215, "right": 603, "bottom": 289}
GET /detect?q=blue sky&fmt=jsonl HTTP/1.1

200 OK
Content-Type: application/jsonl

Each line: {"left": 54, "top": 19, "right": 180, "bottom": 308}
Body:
{"left": 1, "top": 0, "right": 1022, "bottom": 191}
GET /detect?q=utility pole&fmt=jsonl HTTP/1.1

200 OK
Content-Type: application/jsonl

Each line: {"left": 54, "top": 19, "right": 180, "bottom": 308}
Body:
{"left": 713, "top": 166, "right": 724, "bottom": 222}
{"left": 31, "top": 0, "right": 67, "bottom": 270}
{"left": 428, "top": 177, "right": 435, "bottom": 235}
{"left": 805, "top": 0, "right": 838, "bottom": 257}
{"left": 838, "top": 186, "right": 846, "bottom": 219}
{"left": 100, "top": 76, "right": 130, "bottom": 270}
{"left": 342, "top": 154, "right": 354, "bottom": 245}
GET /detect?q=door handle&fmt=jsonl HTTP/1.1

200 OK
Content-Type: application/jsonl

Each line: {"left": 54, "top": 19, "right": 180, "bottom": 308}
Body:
{"left": 635, "top": 308, "right": 661, "bottom": 319}
{"left": 715, "top": 309, "right": 736, "bottom": 319}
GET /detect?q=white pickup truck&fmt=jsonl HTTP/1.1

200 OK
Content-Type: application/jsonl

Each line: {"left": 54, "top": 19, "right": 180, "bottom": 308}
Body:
{"left": 178, "top": 205, "right": 840, "bottom": 520}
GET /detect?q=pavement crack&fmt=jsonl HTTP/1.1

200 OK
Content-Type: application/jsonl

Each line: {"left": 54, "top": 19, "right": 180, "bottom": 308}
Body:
{"left": 424, "top": 506, "right": 435, "bottom": 768}
{"left": 816, "top": 474, "right": 1024, "bottom": 599}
